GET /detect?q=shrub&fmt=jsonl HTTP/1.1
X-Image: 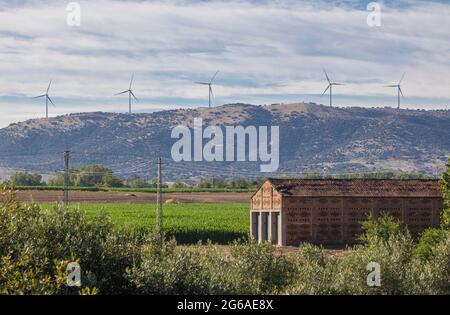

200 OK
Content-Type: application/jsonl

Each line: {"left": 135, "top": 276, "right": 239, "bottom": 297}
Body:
{"left": 128, "top": 236, "right": 228, "bottom": 295}
{"left": 410, "top": 235, "right": 450, "bottom": 294}
{"left": 414, "top": 228, "right": 446, "bottom": 261}
{"left": 285, "top": 243, "right": 336, "bottom": 295}
{"left": 333, "top": 232, "right": 415, "bottom": 295}
{"left": 358, "top": 213, "right": 406, "bottom": 246}
{"left": 226, "top": 239, "right": 293, "bottom": 295}
{"left": 0, "top": 186, "right": 140, "bottom": 294}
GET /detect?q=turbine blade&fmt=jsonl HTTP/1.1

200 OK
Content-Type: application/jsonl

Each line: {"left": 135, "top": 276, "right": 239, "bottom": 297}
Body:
{"left": 385, "top": 85, "right": 398, "bottom": 88}
{"left": 210, "top": 86, "right": 214, "bottom": 99}
{"left": 399, "top": 87, "right": 404, "bottom": 97}
{"left": 321, "top": 85, "right": 330, "bottom": 96}
{"left": 399, "top": 72, "right": 406, "bottom": 85}
{"left": 333, "top": 83, "right": 344, "bottom": 86}
{"left": 32, "top": 94, "right": 46, "bottom": 99}
{"left": 323, "top": 69, "right": 331, "bottom": 84}
{"left": 47, "top": 96, "right": 55, "bottom": 106}
{"left": 195, "top": 82, "right": 210, "bottom": 85}
{"left": 130, "top": 91, "right": 138, "bottom": 101}
{"left": 210, "top": 70, "right": 219, "bottom": 84}
{"left": 47, "top": 80, "right": 52, "bottom": 93}
{"left": 129, "top": 74, "right": 134, "bottom": 90}
{"left": 115, "top": 90, "right": 129, "bottom": 96}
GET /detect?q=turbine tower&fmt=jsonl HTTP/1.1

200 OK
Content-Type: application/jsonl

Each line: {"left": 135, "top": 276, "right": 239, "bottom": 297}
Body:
{"left": 385, "top": 73, "right": 405, "bottom": 110}
{"left": 115, "top": 74, "right": 138, "bottom": 114}
{"left": 321, "top": 69, "right": 343, "bottom": 107}
{"left": 33, "top": 80, "right": 55, "bottom": 118}
{"left": 196, "top": 71, "right": 219, "bottom": 108}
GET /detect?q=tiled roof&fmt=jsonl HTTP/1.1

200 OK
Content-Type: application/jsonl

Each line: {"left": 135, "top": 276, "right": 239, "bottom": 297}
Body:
{"left": 268, "top": 178, "right": 443, "bottom": 197}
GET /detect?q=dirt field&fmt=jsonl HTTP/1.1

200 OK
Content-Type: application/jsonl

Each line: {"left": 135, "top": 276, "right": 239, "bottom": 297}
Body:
{"left": 16, "top": 190, "right": 252, "bottom": 204}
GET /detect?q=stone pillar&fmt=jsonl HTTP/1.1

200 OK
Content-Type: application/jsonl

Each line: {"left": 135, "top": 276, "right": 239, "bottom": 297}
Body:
{"left": 267, "top": 212, "right": 273, "bottom": 243}
{"left": 258, "top": 212, "right": 263, "bottom": 243}
{"left": 278, "top": 212, "right": 284, "bottom": 246}
{"left": 251, "top": 212, "right": 258, "bottom": 240}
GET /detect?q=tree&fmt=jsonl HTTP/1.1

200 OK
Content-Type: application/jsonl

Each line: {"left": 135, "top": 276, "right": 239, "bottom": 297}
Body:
{"left": 123, "top": 176, "right": 150, "bottom": 188}
{"left": 230, "top": 178, "right": 249, "bottom": 189}
{"left": 48, "top": 169, "right": 77, "bottom": 186}
{"left": 171, "top": 182, "right": 188, "bottom": 189}
{"left": 102, "top": 174, "right": 123, "bottom": 188}
{"left": 10, "top": 172, "right": 43, "bottom": 186}
{"left": 440, "top": 157, "right": 450, "bottom": 208}
{"left": 48, "top": 165, "right": 123, "bottom": 188}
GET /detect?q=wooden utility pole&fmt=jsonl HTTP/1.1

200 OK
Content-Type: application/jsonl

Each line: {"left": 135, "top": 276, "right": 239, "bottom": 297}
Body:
{"left": 156, "top": 157, "right": 163, "bottom": 241}
{"left": 63, "top": 150, "right": 70, "bottom": 205}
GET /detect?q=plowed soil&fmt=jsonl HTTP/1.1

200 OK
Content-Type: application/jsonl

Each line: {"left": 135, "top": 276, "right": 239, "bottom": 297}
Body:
{"left": 16, "top": 190, "right": 252, "bottom": 204}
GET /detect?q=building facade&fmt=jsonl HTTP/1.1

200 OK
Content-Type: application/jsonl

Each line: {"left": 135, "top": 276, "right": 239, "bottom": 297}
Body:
{"left": 250, "top": 179, "right": 444, "bottom": 246}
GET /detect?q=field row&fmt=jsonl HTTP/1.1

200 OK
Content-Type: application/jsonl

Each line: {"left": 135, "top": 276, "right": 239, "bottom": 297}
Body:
{"left": 41, "top": 203, "right": 249, "bottom": 244}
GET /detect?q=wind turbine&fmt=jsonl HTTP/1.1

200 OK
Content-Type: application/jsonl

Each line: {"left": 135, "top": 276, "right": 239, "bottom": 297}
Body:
{"left": 196, "top": 71, "right": 219, "bottom": 108}
{"left": 115, "top": 74, "right": 138, "bottom": 114}
{"left": 385, "top": 73, "right": 405, "bottom": 110}
{"left": 321, "top": 69, "right": 343, "bottom": 107}
{"left": 33, "top": 80, "right": 55, "bottom": 118}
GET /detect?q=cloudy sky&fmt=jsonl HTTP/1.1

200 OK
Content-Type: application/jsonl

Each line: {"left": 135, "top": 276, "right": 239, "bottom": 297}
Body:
{"left": 0, "top": 0, "right": 449, "bottom": 127}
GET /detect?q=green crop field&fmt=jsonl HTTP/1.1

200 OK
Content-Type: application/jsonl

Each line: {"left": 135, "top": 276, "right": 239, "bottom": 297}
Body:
{"left": 41, "top": 203, "right": 249, "bottom": 244}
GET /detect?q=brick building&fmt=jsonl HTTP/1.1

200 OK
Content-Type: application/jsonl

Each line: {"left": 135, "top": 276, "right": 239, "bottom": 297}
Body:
{"left": 250, "top": 179, "right": 444, "bottom": 246}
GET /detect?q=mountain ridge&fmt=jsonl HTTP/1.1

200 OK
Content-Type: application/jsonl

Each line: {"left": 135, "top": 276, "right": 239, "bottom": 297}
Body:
{"left": 0, "top": 102, "right": 449, "bottom": 180}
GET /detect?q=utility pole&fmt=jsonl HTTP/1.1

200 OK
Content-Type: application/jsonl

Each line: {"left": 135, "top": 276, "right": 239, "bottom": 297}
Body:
{"left": 63, "top": 150, "right": 70, "bottom": 205}
{"left": 156, "top": 157, "right": 163, "bottom": 241}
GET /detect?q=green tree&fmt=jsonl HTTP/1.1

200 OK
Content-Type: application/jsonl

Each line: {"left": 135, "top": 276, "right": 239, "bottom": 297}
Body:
{"left": 48, "top": 169, "right": 77, "bottom": 186}
{"left": 10, "top": 172, "right": 43, "bottom": 186}
{"left": 123, "top": 176, "right": 150, "bottom": 188}
{"left": 440, "top": 157, "right": 450, "bottom": 208}
{"left": 171, "top": 182, "right": 188, "bottom": 189}
{"left": 230, "top": 178, "right": 249, "bottom": 189}
{"left": 74, "top": 165, "right": 122, "bottom": 187}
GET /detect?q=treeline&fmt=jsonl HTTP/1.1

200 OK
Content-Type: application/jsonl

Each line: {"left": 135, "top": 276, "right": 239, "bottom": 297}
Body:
{"left": 2, "top": 165, "right": 163, "bottom": 189}
{"left": 2, "top": 167, "right": 438, "bottom": 189}
{"left": 300, "top": 171, "right": 436, "bottom": 180}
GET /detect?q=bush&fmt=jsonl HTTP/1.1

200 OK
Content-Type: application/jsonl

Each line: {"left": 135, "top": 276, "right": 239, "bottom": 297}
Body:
{"left": 333, "top": 232, "right": 415, "bottom": 294}
{"left": 285, "top": 243, "right": 336, "bottom": 295}
{"left": 358, "top": 213, "right": 406, "bottom": 246}
{"left": 226, "top": 239, "right": 293, "bottom": 295}
{"left": 414, "top": 228, "right": 446, "bottom": 261}
{"left": 410, "top": 235, "right": 450, "bottom": 294}
{"left": 128, "top": 236, "right": 229, "bottom": 295}
{"left": 0, "top": 186, "right": 141, "bottom": 294}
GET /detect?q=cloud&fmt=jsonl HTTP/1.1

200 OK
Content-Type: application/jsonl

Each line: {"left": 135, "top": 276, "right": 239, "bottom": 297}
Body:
{"left": 0, "top": 0, "right": 449, "bottom": 127}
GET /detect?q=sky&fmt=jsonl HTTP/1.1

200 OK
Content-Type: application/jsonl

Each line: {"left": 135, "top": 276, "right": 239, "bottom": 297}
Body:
{"left": 0, "top": 0, "right": 449, "bottom": 127}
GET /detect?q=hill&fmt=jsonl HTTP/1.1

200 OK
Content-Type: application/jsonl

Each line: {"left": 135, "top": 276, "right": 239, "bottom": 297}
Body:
{"left": 0, "top": 103, "right": 449, "bottom": 180}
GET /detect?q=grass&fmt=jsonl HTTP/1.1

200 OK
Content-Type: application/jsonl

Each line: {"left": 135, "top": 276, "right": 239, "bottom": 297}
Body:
{"left": 41, "top": 203, "right": 249, "bottom": 244}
